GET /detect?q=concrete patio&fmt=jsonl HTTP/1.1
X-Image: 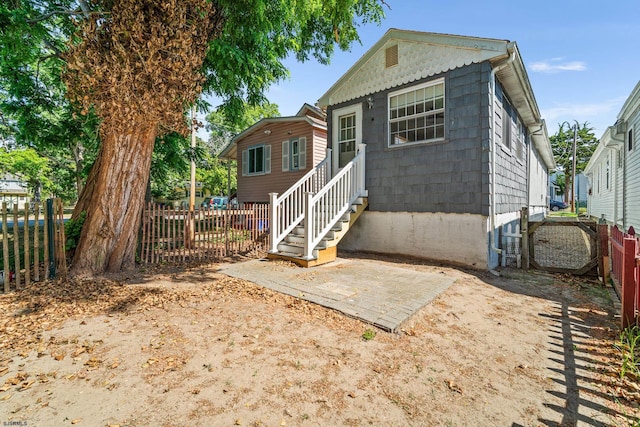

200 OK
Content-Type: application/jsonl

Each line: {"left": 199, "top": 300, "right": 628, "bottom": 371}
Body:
{"left": 218, "top": 256, "right": 456, "bottom": 332}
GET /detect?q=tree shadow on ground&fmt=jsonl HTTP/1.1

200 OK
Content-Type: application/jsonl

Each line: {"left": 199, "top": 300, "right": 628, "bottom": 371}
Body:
{"left": 336, "top": 251, "right": 637, "bottom": 427}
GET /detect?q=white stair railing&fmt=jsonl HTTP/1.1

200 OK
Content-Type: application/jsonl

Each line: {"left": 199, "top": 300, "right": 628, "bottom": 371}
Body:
{"left": 269, "top": 149, "right": 332, "bottom": 253}
{"left": 303, "top": 144, "right": 366, "bottom": 259}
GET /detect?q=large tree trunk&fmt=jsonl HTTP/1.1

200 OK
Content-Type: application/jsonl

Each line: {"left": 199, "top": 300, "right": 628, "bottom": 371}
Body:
{"left": 70, "top": 126, "right": 156, "bottom": 275}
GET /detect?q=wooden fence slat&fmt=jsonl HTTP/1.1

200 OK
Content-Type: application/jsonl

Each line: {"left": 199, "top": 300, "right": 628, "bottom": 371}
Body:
{"left": 140, "top": 203, "right": 147, "bottom": 264}
{"left": 2, "top": 202, "right": 9, "bottom": 292}
{"left": 621, "top": 237, "right": 637, "bottom": 329}
{"left": 152, "top": 203, "right": 157, "bottom": 264}
{"left": 34, "top": 203, "right": 40, "bottom": 282}
{"left": 44, "top": 202, "right": 50, "bottom": 280}
{"left": 23, "top": 203, "right": 30, "bottom": 286}
{"left": 13, "top": 204, "right": 20, "bottom": 289}
{"left": 55, "top": 199, "right": 67, "bottom": 279}
{"left": 134, "top": 202, "right": 270, "bottom": 268}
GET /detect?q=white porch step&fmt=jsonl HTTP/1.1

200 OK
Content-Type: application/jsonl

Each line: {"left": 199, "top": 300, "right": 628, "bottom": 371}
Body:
{"left": 275, "top": 242, "right": 319, "bottom": 258}
{"left": 283, "top": 235, "right": 329, "bottom": 250}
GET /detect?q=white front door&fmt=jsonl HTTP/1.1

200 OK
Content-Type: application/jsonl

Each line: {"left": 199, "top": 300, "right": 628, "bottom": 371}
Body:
{"left": 332, "top": 104, "right": 362, "bottom": 174}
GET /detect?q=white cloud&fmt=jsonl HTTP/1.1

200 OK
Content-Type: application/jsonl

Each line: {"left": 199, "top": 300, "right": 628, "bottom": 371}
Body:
{"left": 530, "top": 59, "right": 587, "bottom": 73}
{"left": 541, "top": 96, "right": 627, "bottom": 135}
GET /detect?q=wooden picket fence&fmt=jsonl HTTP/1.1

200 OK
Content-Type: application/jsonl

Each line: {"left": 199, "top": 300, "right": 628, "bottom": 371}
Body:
{"left": 610, "top": 225, "right": 640, "bottom": 328}
{"left": 0, "top": 198, "right": 67, "bottom": 293}
{"left": 139, "top": 202, "right": 269, "bottom": 264}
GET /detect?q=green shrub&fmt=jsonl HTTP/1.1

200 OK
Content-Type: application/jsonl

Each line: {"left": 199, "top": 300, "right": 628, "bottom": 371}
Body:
{"left": 65, "top": 211, "right": 87, "bottom": 251}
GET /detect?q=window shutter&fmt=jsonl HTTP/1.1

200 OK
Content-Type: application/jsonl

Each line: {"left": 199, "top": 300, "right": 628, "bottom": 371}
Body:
{"left": 242, "top": 150, "right": 248, "bottom": 176}
{"left": 264, "top": 144, "right": 271, "bottom": 174}
{"left": 281, "top": 140, "right": 289, "bottom": 172}
{"left": 299, "top": 137, "right": 306, "bottom": 169}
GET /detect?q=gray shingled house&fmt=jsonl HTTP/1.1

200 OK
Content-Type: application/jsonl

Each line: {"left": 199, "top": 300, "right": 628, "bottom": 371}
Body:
{"left": 268, "top": 29, "right": 555, "bottom": 269}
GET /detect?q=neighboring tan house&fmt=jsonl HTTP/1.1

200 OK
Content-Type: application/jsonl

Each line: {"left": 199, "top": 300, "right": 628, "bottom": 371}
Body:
{"left": 219, "top": 104, "right": 327, "bottom": 204}
{"left": 585, "top": 80, "right": 640, "bottom": 231}
{"left": 267, "top": 29, "right": 554, "bottom": 269}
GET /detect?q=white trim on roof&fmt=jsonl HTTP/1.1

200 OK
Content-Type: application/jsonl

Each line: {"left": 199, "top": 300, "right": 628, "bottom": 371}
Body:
{"left": 318, "top": 29, "right": 510, "bottom": 108}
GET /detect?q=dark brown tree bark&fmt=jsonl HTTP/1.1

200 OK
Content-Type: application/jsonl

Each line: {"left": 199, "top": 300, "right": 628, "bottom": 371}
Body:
{"left": 70, "top": 126, "right": 156, "bottom": 275}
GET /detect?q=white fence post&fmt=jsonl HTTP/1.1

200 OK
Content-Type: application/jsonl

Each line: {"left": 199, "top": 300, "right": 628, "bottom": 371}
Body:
{"left": 357, "top": 143, "right": 367, "bottom": 197}
{"left": 304, "top": 192, "right": 314, "bottom": 259}
{"left": 269, "top": 192, "right": 278, "bottom": 253}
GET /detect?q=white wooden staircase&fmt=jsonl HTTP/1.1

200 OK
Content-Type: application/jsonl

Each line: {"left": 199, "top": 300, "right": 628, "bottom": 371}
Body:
{"left": 268, "top": 144, "right": 367, "bottom": 267}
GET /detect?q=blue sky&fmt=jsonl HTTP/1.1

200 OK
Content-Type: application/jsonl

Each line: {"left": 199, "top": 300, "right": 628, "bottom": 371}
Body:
{"left": 204, "top": 0, "right": 640, "bottom": 139}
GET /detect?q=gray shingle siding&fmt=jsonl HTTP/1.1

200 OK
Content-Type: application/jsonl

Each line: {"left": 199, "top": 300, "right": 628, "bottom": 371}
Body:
{"left": 492, "top": 81, "right": 528, "bottom": 214}
{"left": 327, "top": 62, "right": 491, "bottom": 215}
{"left": 327, "top": 61, "right": 529, "bottom": 217}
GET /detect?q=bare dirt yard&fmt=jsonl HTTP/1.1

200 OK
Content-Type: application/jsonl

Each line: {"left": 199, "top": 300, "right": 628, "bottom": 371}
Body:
{"left": 1, "top": 254, "right": 639, "bottom": 426}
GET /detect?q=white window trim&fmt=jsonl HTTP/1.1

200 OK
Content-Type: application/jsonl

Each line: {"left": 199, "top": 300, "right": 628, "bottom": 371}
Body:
{"left": 243, "top": 144, "right": 270, "bottom": 176}
{"left": 387, "top": 78, "right": 445, "bottom": 149}
{"left": 332, "top": 104, "right": 362, "bottom": 174}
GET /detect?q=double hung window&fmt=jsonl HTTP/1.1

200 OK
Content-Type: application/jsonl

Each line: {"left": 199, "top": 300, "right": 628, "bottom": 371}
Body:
{"left": 389, "top": 79, "right": 445, "bottom": 146}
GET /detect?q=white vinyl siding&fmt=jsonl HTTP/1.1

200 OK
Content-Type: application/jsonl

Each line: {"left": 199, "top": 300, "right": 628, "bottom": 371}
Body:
{"left": 528, "top": 144, "right": 548, "bottom": 209}
{"left": 587, "top": 148, "right": 617, "bottom": 224}
{"left": 626, "top": 122, "right": 640, "bottom": 230}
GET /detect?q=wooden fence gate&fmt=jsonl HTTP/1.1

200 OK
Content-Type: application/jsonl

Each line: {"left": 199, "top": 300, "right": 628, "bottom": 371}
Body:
{"left": 526, "top": 217, "right": 599, "bottom": 276}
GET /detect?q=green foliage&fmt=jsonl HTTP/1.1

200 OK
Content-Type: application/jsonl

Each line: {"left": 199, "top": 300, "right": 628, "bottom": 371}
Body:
{"left": 206, "top": 102, "right": 280, "bottom": 154}
{"left": 550, "top": 121, "right": 599, "bottom": 177}
{"left": 65, "top": 210, "right": 86, "bottom": 251}
{"left": 0, "top": 147, "right": 53, "bottom": 199}
{"left": 2, "top": 0, "right": 386, "bottom": 273}
{"left": 197, "top": 155, "right": 237, "bottom": 197}
{"left": 202, "top": 0, "right": 385, "bottom": 124}
{"left": 0, "top": 1, "right": 100, "bottom": 201}
{"left": 553, "top": 174, "right": 566, "bottom": 196}
{"left": 618, "top": 325, "right": 640, "bottom": 379}
{"left": 550, "top": 121, "right": 598, "bottom": 204}
{"left": 362, "top": 329, "right": 376, "bottom": 341}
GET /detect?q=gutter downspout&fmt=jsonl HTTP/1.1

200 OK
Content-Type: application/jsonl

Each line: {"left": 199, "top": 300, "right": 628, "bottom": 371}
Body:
{"left": 608, "top": 129, "right": 625, "bottom": 227}
{"left": 489, "top": 48, "right": 516, "bottom": 265}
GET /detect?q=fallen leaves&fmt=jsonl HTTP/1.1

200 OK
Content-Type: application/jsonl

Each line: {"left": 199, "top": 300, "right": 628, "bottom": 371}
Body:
{"left": 446, "top": 380, "right": 463, "bottom": 394}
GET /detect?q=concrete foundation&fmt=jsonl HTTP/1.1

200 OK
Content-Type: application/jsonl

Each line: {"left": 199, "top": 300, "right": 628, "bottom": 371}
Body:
{"left": 339, "top": 211, "right": 489, "bottom": 268}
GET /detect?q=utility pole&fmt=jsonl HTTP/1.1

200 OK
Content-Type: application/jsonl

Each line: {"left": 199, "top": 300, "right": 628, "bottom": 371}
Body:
{"left": 571, "top": 123, "right": 577, "bottom": 214}
{"left": 187, "top": 106, "right": 197, "bottom": 247}
{"left": 190, "top": 106, "right": 197, "bottom": 211}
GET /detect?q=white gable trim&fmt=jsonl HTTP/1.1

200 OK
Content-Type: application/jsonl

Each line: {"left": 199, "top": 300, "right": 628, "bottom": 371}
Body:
{"left": 318, "top": 29, "right": 510, "bottom": 108}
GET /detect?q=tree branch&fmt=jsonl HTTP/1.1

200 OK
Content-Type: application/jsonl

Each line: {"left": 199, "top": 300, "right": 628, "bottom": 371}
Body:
{"left": 25, "top": 8, "right": 88, "bottom": 23}
{"left": 77, "top": 0, "right": 92, "bottom": 18}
